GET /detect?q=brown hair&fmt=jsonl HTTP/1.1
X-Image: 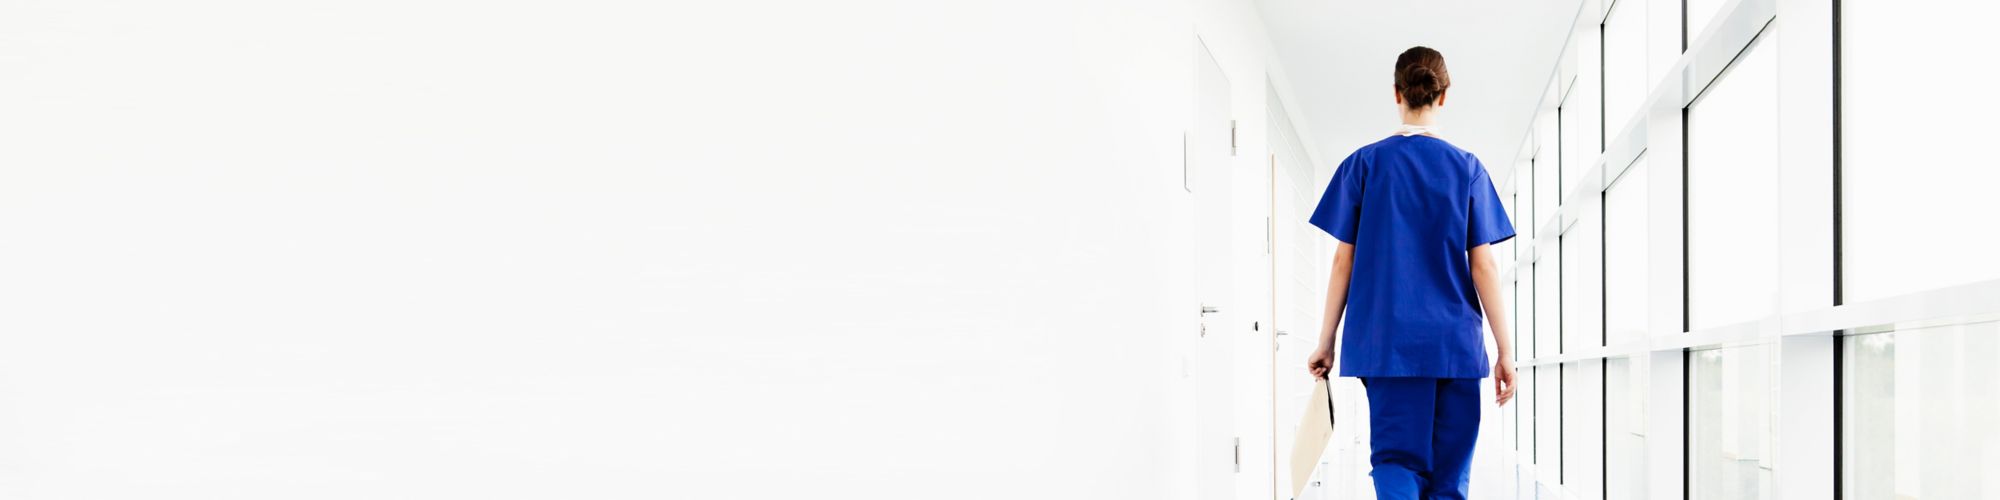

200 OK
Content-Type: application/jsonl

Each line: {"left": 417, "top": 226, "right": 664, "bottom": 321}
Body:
{"left": 1394, "top": 46, "right": 1450, "bottom": 109}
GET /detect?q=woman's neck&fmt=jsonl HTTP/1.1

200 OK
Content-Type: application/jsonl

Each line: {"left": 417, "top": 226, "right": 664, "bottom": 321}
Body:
{"left": 1399, "top": 107, "right": 1438, "bottom": 127}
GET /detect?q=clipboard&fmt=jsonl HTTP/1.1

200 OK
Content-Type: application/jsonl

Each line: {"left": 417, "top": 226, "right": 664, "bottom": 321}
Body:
{"left": 1289, "top": 377, "right": 1336, "bottom": 498}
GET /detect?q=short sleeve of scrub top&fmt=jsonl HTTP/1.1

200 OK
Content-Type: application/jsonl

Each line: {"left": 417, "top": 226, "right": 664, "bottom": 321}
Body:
{"left": 1466, "top": 162, "right": 1514, "bottom": 249}
{"left": 1308, "top": 153, "right": 1364, "bottom": 243}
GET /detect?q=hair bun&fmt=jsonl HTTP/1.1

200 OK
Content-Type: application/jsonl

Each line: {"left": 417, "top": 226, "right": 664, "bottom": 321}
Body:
{"left": 1404, "top": 65, "right": 1437, "bottom": 87}
{"left": 1394, "top": 46, "right": 1451, "bottom": 108}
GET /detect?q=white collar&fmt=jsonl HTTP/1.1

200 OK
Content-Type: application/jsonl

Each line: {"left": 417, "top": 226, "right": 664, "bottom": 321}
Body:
{"left": 1393, "top": 123, "right": 1441, "bottom": 137}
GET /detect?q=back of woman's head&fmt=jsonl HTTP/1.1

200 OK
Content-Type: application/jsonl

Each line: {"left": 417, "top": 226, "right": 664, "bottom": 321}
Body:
{"left": 1395, "top": 46, "right": 1450, "bottom": 109}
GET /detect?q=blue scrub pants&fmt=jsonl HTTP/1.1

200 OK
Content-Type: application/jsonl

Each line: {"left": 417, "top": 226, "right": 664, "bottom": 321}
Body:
{"left": 1361, "top": 377, "right": 1481, "bottom": 500}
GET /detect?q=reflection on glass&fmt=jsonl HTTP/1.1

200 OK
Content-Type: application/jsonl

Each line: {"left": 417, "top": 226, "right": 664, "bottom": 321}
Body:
{"left": 1522, "top": 365, "right": 1534, "bottom": 457}
{"left": 1606, "top": 356, "right": 1648, "bottom": 500}
{"left": 1562, "top": 361, "right": 1603, "bottom": 500}
{"left": 1520, "top": 365, "right": 1537, "bottom": 460}
{"left": 1536, "top": 365, "right": 1560, "bottom": 479}
{"left": 1691, "top": 345, "right": 1776, "bottom": 500}
{"left": 1842, "top": 321, "right": 2000, "bottom": 499}
{"left": 1501, "top": 366, "right": 1519, "bottom": 453}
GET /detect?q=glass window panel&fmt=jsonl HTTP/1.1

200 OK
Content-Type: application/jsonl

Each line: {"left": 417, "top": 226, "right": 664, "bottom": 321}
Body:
{"left": 1520, "top": 263, "right": 1536, "bottom": 361}
{"left": 1536, "top": 365, "right": 1561, "bottom": 478}
{"left": 1536, "top": 99, "right": 1561, "bottom": 225}
{"left": 1515, "top": 455, "right": 1535, "bottom": 499}
{"left": 1686, "top": 36, "right": 1778, "bottom": 331}
{"left": 1563, "top": 208, "right": 1603, "bottom": 352}
{"left": 1557, "top": 104, "right": 1580, "bottom": 203}
{"left": 1517, "top": 158, "right": 1534, "bottom": 234}
{"left": 1690, "top": 345, "right": 1776, "bottom": 500}
{"left": 1604, "top": 0, "right": 1648, "bottom": 137}
{"left": 1501, "top": 364, "right": 1518, "bottom": 452}
{"left": 1562, "top": 32, "right": 1602, "bottom": 198}
{"left": 1521, "top": 365, "right": 1536, "bottom": 458}
{"left": 1686, "top": 0, "right": 1726, "bottom": 44}
{"left": 1647, "top": 0, "right": 1678, "bottom": 83}
{"left": 1605, "top": 158, "right": 1649, "bottom": 345}
{"left": 1606, "top": 355, "right": 1649, "bottom": 500}
{"left": 1552, "top": 109, "right": 1568, "bottom": 219}
{"left": 1842, "top": 320, "right": 2000, "bottom": 499}
{"left": 1537, "top": 247, "right": 1561, "bottom": 355}
{"left": 1511, "top": 168, "right": 1530, "bottom": 362}
{"left": 1536, "top": 481, "right": 1560, "bottom": 499}
{"left": 1503, "top": 190, "right": 1518, "bottom": 265}
{"left": 1842, "top": 1, "right": 2000, "bottom": 303}
{"left": 1562, "top": 360, "right": 1604, "bottom": 499}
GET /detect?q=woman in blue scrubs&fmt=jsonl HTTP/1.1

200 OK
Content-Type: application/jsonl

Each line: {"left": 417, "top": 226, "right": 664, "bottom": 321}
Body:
{"left": 1304, "top": 46, "right": 1518, "bottom": 500}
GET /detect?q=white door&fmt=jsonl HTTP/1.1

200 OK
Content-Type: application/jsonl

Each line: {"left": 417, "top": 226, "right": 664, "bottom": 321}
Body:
{"left": 1192, "top": 38, "right": 1236, "bottom": 500}
{"left": 1269, "top": 92, "right": 1336, "bottom": 499}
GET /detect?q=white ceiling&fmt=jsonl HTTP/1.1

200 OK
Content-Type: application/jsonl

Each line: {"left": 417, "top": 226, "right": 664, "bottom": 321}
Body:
{"left": 1258, "top": 0, "right": 1582, "bottom": 171}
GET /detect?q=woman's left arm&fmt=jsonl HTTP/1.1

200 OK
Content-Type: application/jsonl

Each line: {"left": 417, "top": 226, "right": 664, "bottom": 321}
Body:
{"left": 1468, "top": 243, "right": 1516, "bottom": 406}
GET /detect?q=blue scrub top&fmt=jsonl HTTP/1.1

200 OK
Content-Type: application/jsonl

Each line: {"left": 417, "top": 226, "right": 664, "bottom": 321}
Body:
{"left": 1309, "top": 134, "right": 1516, "bottom": 378}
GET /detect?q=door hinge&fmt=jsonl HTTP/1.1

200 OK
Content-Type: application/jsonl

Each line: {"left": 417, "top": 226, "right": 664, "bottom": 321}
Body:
{"left": 1233, "top": 437, "right": 1241, "bottom": 472}
{"left": 1229, "top": 120, "right": 1239, "bottom": 156}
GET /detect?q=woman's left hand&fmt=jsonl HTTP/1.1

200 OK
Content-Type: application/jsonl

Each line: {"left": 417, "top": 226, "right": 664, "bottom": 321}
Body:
{"left": 1493, "top": 360, "right": 1517, "bottom": 406}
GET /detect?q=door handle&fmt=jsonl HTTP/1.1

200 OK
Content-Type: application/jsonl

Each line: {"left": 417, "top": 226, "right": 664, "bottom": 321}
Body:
{"left": 1201, "top": 305, "right": 1220, "bottom": 315}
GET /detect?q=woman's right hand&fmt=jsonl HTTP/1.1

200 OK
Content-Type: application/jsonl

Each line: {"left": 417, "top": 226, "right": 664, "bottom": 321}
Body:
{"left": 1306, "top": 347, "right": 1333, "bottom": 379}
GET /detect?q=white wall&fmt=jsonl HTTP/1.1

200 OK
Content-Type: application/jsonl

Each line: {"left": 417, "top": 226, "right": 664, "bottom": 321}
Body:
{"left": 0, "top": 1, "right": 1315, "bottom": 498}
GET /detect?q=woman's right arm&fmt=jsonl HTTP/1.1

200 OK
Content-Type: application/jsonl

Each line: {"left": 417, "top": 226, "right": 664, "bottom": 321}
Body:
{"left": 1468, "top": 243, "right": 1516, "bottom": 406}
{"left": 1306, "top": 242, "right": 1355, "bottom": 379}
